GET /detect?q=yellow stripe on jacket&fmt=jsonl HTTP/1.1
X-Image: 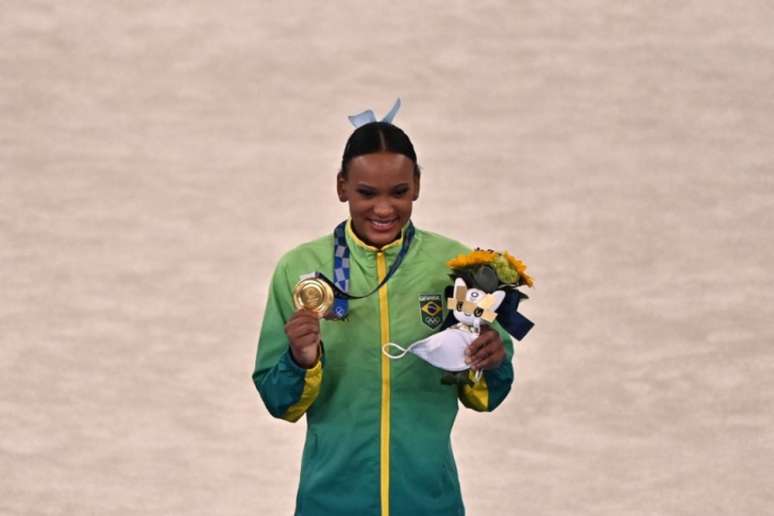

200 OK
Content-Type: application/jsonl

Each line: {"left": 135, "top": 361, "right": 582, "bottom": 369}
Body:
{"left": 282, "top": 358, "right": 324, "bottom": 422}
{"left": 458, "top": 370, "right": 489, "bottom": 412}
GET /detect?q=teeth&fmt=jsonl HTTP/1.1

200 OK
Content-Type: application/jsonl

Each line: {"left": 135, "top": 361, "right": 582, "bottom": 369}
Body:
{"left": 371, "top": 219, "right": 396, "bottom": 229}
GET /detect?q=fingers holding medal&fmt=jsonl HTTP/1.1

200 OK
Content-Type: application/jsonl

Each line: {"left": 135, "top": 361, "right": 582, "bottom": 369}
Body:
{"left": 285, "top": 309, "right": 322, "bottom": 369}
{"left": 287, "top": 277, "right": 333, "bottom": 368}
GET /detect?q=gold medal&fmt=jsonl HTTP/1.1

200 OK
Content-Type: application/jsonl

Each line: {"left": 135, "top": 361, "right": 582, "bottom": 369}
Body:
{"left": 292, "top": 277, "right": 335, "bottom": 317}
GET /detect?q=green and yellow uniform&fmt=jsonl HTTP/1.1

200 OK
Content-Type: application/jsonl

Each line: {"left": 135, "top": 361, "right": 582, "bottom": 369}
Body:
{"left": 252, "top": 221, "right": 515, "bottom": 516}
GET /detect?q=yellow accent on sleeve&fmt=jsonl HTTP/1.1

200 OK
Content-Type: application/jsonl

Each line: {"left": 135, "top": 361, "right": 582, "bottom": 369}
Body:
{"left": 459, "top": 370, "right": 489, "bottom": 412}
{"left": 281, "top": 358, "right": 324, "bottom": 422}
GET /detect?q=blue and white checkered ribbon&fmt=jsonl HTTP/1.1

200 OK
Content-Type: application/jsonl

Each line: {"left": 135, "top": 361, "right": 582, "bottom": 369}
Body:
{"left": 332, "top": 222, "right": 350, "bottom": 318}
{"left": 322, "top": 219, "right": 415, "bottom": 319}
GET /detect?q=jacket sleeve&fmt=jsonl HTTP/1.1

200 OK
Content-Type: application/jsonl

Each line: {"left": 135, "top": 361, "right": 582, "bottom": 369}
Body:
{"left": 458, "top": 322, "right": 514, "bottom": 412}
{"left": 252, "top": 260, "right": 324, "bottom": 423}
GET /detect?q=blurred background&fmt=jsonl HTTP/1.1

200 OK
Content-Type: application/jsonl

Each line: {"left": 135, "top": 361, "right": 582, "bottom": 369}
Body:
{"left": 2, "top": 1, "right": 773, "bottom": 514}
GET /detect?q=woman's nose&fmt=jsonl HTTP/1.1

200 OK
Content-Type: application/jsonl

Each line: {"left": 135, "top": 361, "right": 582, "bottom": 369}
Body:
{"left": 373, "top": 199, "right": 395, "bottom": 217}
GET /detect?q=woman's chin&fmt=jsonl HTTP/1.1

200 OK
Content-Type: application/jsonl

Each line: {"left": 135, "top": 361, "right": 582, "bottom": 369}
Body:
{"left": 366, "top": 225, "right": 403, "bottom": 247}
{"left": 353, "top": 219, "right": 403, "bottom": 248}
{"left": 365, "top": 230, "right": 400, "bottom": 248}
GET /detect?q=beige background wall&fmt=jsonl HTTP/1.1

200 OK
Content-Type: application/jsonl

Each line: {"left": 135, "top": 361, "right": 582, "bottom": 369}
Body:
{"left": 2, "top": 2, "right": 772, "bottom": 514}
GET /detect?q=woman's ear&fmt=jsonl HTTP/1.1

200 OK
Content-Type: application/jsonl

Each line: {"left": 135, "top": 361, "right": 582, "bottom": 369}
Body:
{"left": 337, "top": 173, "right": 348, "bottom": 202}
{"left": 413, "top": 174, "right": 420, "bottom": 201}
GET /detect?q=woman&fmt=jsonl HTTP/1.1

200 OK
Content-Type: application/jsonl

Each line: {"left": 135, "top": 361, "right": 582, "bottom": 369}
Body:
{"left": 252, "top": 112, "right": 515, "bottom": 516}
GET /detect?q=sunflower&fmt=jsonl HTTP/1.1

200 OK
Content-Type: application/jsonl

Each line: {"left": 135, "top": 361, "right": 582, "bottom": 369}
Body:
{"left": 446, "top": 249, "right": 498, "bottom": 270}
{"left": 503, "top": 250, "right": 534, "bottom": 287}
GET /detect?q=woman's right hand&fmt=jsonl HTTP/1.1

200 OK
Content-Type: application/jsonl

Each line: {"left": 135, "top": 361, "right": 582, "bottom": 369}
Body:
{"left": 284, "top": 309, "right": 321, "bottom": 369}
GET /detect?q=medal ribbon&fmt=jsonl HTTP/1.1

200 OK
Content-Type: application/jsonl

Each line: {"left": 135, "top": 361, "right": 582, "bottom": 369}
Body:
{"left": 316, "top": 220, "right": 415, "bottom": 319}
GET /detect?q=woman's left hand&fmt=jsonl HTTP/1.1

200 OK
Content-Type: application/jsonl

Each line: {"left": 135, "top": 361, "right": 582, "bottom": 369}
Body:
{"left": 465, "top": 325, "right": 506, "bottom": 371}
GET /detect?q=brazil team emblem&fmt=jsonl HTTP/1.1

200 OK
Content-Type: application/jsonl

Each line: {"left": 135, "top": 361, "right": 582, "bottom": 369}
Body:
{"left": 419, "top": 294, "right": 443, "bottom": 329}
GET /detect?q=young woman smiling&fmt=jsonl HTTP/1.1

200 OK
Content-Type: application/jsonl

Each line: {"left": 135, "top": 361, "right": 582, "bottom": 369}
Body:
{"left": 252, "top": 116, "right": 514, "bottom": 516}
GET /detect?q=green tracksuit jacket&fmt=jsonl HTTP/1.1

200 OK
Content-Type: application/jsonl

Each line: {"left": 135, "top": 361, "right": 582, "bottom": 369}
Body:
{"left": 252, "top": 221, "right": 515, "bottom": 516}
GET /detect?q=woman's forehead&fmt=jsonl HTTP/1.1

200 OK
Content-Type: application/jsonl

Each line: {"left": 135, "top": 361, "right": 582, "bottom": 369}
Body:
{"left": 347, "top": 152, "right": 415, "bottom": 180}
{"left": 347, "top": 152, "right": 414, "bottom": 175}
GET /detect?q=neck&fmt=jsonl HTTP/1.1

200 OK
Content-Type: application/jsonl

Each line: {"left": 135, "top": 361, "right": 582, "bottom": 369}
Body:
{"left": 353, "top": 228, "right": 399, "bottom": 250}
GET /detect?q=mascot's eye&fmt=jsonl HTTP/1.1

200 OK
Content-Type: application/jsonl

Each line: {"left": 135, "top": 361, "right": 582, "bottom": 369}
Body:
{"left": 470, "top": 292, "right": 479, "bottom": 299}
{"left": 474, "top": 307, "right": 484, "bottom": 317}
{"left": 456, "top": 301, "right": 464, "bottom": 311}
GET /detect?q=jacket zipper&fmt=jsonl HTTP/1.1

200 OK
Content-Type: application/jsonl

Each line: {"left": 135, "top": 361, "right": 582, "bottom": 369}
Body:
{"left": 376, "top": 251, "right": 391, "bottom": 516}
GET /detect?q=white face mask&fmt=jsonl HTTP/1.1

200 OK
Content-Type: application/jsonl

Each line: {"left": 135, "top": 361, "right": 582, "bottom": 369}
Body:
{"left": 383, "top": 277, "right": 507, "bottom": 372}
{"left": 382, "top": 328, "right": 475, "bottom": 372}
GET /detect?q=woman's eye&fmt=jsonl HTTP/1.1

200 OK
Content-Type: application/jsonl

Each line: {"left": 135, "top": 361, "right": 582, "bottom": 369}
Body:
{"left": 357, "top": 190, "right": 375, "bottom": 198}
{"left": 392, "top": 189, "right": 408, "bottom": 198}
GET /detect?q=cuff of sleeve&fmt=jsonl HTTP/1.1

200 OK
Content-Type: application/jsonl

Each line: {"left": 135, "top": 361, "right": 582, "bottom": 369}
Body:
{"left": 458, "top": 370, "right": 489, "bottom": 412}
{"left": 280, "top": 345, "right": 325, "bottom": 423}
{"left": 484, "top": 355, "right": 513, "bottom": 384}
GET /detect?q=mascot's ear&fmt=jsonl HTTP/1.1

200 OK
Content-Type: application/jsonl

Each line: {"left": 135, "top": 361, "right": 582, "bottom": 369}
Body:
{"left": 449, "top": 277, "right": 468, "bottom": 312}
{"left": 453, "top": 277, "right": 468, "bottom": 301}
{"left": 490, "top": 290, "right": 506, "bottom": 312}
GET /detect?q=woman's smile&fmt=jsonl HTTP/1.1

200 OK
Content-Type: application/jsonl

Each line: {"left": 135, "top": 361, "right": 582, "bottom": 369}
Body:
{"left": 368, "top": 217, "right": 399, "bottom": 232}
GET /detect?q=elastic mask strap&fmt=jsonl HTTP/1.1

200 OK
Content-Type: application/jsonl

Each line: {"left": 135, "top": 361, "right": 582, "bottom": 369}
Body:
{"left": 382, "top": 342, "right": 412, "bottom": 360}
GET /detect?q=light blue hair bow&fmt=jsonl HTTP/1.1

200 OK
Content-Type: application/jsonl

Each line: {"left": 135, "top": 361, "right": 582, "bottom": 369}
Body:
{"left": 348, "top": 98, "right": 402, "bottom": 128}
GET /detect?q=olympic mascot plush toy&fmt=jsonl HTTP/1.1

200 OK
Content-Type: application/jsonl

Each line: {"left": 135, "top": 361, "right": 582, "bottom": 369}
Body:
{"left": 383, "top": 249, "right": 534, "bottom": 385}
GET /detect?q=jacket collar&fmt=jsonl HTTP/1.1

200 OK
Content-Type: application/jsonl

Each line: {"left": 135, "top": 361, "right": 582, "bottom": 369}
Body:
{"left": 345, "top": 219, "right": 408, "bottom": 263}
